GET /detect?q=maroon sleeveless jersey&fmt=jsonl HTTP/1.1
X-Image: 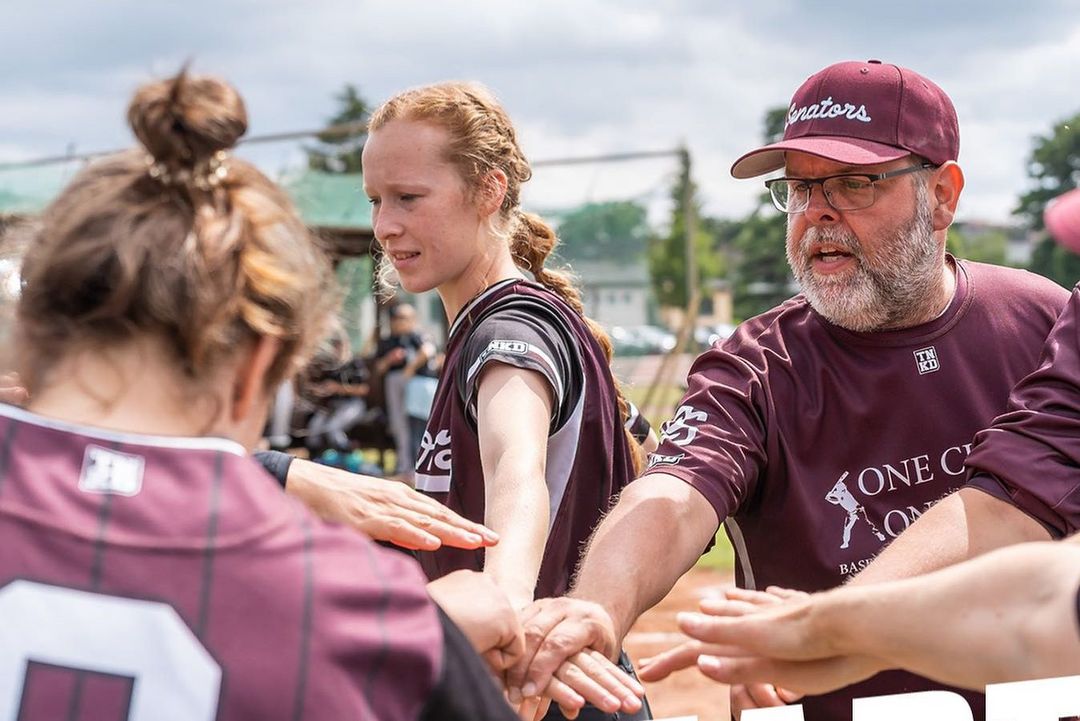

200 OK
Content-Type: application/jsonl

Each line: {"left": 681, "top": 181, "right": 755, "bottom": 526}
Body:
{"left": 413, "top": 279, "right": 637, "bottom": 598}
{"left": 0, "top": 404, "right": 442, "bottom": 720}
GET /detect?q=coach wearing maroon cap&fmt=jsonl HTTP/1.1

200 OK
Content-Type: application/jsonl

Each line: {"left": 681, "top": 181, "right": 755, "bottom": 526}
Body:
{"left": 509, "top": 60, "right": 1070, "bottom": 721}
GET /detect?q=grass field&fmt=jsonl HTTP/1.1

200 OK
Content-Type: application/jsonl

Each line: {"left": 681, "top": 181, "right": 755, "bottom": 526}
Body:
{"left": 623, "top": 384, "right": 736, "bottom": 573}
{"left": 699, "top": 529, "right": 735, "bottom": 571}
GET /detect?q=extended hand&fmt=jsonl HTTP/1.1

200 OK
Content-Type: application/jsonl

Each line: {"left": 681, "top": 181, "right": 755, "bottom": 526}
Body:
{"left": 285, "top": 459, "right": 498, "bottom": 550}
{"left": 676, "top": 587, "right": 883, "bottom": 703}
{"left": 427, "top": 570, "right": 524, "bottom": 670}
{"left": 504, "top": 597, "right": 642, "bottom": 715}
{"left": 0, "top": 372, "right": 28, "bottom": 406}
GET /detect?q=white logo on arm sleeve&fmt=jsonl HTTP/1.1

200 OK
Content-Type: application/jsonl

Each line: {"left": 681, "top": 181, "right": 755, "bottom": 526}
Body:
{"left": 659, "top": 405, "right": 708, "bottom": 446}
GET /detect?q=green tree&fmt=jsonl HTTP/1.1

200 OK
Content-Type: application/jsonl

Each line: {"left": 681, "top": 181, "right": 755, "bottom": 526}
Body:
{"left": 946, "top": 225, "right": 1010, "bottom": 267}
{"left": 729, "top": 106, "right": 792, "bottom": 320}
{"left": 305, "top": 84, "right": 371, "bottom": 174}
{"left": 1015, "top": 111, "right": 1080, "bottom": 287}
{"left": 731, "top": 207, "right": 791, "bottom": 320}
{"left": 646, "top": 151, "right": 724, "bottom": 309}
{"left": 555, "top": 200, "right": 649, "bottom": 263}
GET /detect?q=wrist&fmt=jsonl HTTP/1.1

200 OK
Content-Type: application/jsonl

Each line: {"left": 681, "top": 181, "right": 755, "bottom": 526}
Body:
{"left": 812, "top": 588, "right": 864, "bottom": 656}
{"left": 567, "top": 587, "right": 623, "bottom": 650}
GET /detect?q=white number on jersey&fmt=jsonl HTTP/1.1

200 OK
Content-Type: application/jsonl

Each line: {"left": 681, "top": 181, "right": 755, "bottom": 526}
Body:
{"left": 0, "top": 580, "right": 221, "bottom": 720}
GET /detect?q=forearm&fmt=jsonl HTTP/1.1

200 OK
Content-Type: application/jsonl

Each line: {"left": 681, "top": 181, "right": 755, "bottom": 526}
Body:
{"left": 831, "top": 541, "right": 1080, "bottom": 688}
{"left": 483, "top": 459, "right": 549, "bottom": 609}
{"left": 476, "top": 363, "right": 554, "bottom": 609}
{"left": 850, "top": 487, "right": 1051, "bottom": 586}
{"left": 571, "top": 473, "right": 719, "bottom": 642}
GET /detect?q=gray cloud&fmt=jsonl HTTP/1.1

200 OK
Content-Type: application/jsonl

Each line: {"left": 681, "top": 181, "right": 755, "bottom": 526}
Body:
{"left": 1, "top": 0, "right": 1078, "bottom": 224}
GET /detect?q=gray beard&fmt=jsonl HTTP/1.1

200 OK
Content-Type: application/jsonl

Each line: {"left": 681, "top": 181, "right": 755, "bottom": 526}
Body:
{"left": 786, "top": 187, "right": 942, "bottom": 333}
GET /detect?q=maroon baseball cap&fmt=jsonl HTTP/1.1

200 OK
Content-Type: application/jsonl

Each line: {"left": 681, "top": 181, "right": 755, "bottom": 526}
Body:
{"left": 731, "top": 60, "right": 959, "bottom": 179}
{"left": 1045, "top": 188, "right": 1080, "bottom": 255}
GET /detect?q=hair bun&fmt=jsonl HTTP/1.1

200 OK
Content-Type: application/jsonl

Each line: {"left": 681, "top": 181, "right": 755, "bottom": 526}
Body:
{"left": 127, "top": 70, "right": 248, "bottom": 170}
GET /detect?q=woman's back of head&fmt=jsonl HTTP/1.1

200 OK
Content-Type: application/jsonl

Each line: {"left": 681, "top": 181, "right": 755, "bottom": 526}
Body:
{"left": 14, "top": 69, "right": 337, "bottom": 398}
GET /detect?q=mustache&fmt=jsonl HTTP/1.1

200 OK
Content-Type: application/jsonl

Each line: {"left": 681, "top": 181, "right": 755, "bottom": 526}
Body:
{"left": 797, "top": 226, "right": 862, "bottom": 256}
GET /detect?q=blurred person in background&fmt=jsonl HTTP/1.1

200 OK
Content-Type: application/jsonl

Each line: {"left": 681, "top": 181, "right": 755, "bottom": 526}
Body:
{"left": 372, "top": 302, "right": 434, "bottom": 481}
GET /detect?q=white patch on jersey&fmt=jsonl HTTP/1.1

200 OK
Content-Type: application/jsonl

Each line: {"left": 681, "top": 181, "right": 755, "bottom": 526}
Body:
{"left": 659, "top": 405, "right": 708, "bottom": 446}
{"left": 78, "top": 445, "right": 145, "bottom": 497}
{"left": 913, "top": 346, "right": 940, "bottom": 374}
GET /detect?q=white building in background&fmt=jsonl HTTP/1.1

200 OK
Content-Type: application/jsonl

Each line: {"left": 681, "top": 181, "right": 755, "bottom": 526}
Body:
{"left": 572, "top": 259, "right": 652, "bottom": 329}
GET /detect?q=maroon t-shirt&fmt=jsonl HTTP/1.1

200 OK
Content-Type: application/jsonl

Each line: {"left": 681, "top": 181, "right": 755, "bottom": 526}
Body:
{"left": 643, "top": 259, "right": 1068, "bottom": 720}
{"left": 966, "top": 283, "right": 1080, "bottom": 534}
{"left": 0, "top": 404, "right": 443, "bottom": 721}
{"left": 414, "top": 279, "right": 637, "bottom": 599}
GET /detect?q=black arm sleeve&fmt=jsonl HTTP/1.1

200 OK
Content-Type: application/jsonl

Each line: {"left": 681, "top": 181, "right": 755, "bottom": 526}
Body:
{"left": 625, "top": 401, "right": 653, "bottom": 444}
{"left": 253, "top": 449, "right": 294, "bottom": 489}
{"left": 418, "top": 607, "right": 519, "bottom": 721}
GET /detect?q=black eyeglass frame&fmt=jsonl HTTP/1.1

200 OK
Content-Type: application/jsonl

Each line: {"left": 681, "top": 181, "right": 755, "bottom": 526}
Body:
{"left": 764, "top": 162, "right": 937, "bottom": 214}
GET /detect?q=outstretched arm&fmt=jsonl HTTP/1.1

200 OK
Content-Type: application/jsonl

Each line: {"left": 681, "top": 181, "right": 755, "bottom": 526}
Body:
{"left": 849, "top": 487, "right": 1051, "bottom": 586}
{"left": 475, "top": 362, "right": 554, "bottom": 611}
{"left": 284, "top": 459, "right": 499, "bottom": 551}
{"left": 506, "top": 473, "right": 718, "bottom": 701}
{"left": 675, "top": 540, "right": 1080, "bottom": 693}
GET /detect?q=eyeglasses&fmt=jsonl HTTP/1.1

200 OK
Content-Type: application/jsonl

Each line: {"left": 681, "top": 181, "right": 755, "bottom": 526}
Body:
{"left": 764, "top": 163, "right": 936, "bottom": 214}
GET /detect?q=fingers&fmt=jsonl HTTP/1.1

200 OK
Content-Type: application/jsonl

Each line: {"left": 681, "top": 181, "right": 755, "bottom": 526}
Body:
{"left": 636, "top": 640, "right": 704, "bottom": 681}
{"left": 345, "top": 482, "right": 496, "bottom": 550}
{"left": 729, "top": 682, "right": 786, "bottom": 719}
{"left": 505, "top": 601, "right": 568, "bottom": 701}
{"left": 484, "top": 625, "right": 527, "bottom": 672}
{"left": 506, "top": 599, "right": 616, "bottom": 705}
{"left": 703, "top": 656, "right": 866, "bottom": 696}
{"left": 723, "top": 587, "right": 787, "bottom": 606}
{"left": 358, "top": 517, "right": 442, "bottom": 551}
{"left": 764, "top": 586, "right": 809, "bottom": 600}
{"left": 550, "top": 651, "right": 643, "bottom": 714}
{"left": 392, "top": 490, "right": 499, "bottom": 548}
{"left": 0, "top": 372, "right": 28, "bottom": 406}
{"left": 515, "top": 695, "right": 543, "bottom": 721}
{"left": 698, "top": 597, "right": 762, "bottom": 617}
{"left": 543, "top": 677, "right": 585, "bottom": 718}
{"left": 678, "top": 611, "right": 759, "bottom": 651}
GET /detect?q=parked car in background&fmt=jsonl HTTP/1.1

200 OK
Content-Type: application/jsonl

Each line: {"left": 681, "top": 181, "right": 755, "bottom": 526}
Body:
{"left": 610, "top": 324, "right": 677, "bottom": 356}
{"left": 695, "top": 322, "right": 737, "bottom": 349}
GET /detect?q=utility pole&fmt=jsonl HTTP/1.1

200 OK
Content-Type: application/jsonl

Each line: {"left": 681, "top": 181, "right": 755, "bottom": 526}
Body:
{"left": 681, "top": 144, "right": 698, "bottom": 309}
{"left": 640, "top": 144, "right": 701, "bottom": 422}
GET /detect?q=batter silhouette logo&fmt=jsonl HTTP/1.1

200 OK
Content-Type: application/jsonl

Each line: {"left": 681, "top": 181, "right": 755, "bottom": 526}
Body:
{"left": 914, "top": 346, "right": 940, "bottom": 375}
{"left": 825, "top": 472, "right": 885, "bottom": 550}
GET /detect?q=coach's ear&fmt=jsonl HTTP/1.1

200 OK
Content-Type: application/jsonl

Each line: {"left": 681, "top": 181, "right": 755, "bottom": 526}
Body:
{"left": 929, "top": 162, "right": 964, "bottom": 232}
{"left": 230, "top": 335, "right": 282, "bottom": 424}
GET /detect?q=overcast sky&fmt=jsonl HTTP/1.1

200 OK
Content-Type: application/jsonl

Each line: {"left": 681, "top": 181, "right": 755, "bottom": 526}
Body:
{"left": 3, "top": 0, "right": 1080, "bottom": 225}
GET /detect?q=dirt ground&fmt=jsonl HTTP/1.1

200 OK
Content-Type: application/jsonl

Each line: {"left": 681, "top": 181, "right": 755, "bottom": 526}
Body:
{"left": 623, "top": 567, "right": 735, "bottom": 721}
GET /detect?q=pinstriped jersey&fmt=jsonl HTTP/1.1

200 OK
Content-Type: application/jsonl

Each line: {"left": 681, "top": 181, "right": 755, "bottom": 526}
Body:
{"left": 414, "top": 279, "right": 636, "bottom": 598}
{"left": 0, "top": 404, "right": 441, "bottom": 721}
